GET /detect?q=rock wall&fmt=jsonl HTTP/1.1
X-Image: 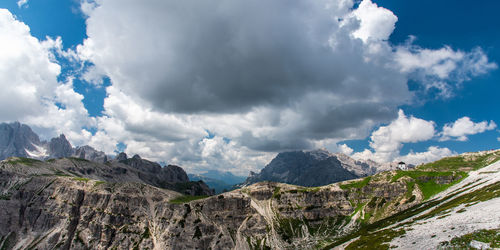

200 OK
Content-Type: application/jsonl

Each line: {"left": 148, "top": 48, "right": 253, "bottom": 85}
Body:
{"left": 0, "top": 159, "right": 463, "bottom": 249}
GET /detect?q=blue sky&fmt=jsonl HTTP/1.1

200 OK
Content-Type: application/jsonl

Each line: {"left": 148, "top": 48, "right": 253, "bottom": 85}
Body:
{"left": 0, "top": 0, "right": 499, "bottom": 175}
{"left": 348, "top": 0, "right": 500, "bottom": 155}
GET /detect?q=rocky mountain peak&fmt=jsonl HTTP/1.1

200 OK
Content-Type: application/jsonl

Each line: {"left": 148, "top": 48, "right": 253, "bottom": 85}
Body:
{"left": 74, "top": 145, "right": 108, "bottom": 163}
{"left": 244, "top": 148, "right": 387, "bottom": 187}
{"left": 0, "top": 150, "right": 498, "bottom": 249}
{"left": 116, "top": 152, "right": 128, "bottom": 161}
{"left": 245, "top": 149, "right": 360, "bottom": 187}
{"left": 48, "top": 134, "right": 74, "bottom": 158}
{"left": 0, "top": 121, "right": 42, "bottom": 159}
{"left": 0, "top": 122, "right": 109, "bottom": 163}
{"left": 165, "top": 164, "right": 190, "bottom": 183}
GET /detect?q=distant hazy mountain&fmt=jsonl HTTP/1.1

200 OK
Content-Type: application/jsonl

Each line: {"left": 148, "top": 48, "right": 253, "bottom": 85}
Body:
{"left": 188, "top": 170, "right": 246, "bottom": 193}
{"left": 188, "top": 174, "right": 231, "bottom": 194}
{"left": 202, "top": 170, "right": 246, "bottom": 184}
{"left": 0, "top": 122, "right": 107, "bottom": 163}
{"left": 243, "top": 149, "right": 382, "bottom": 187}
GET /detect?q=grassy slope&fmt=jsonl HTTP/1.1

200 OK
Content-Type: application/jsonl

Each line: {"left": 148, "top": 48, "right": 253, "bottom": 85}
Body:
{"left": 321, "top": 150, "right": 500, "bottom": 249}
{"left": 257, "top": 151, "right": 500, "bottom": 249}
{"left": 439, "top": 228, "right": 500, "bottom": 248}
{"left": 417, "top": 150, "right": 500, "bottom": 171}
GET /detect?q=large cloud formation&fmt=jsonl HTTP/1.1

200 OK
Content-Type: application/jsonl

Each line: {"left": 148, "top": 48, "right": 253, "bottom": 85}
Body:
{"left": 76, "top": 0, "right": 409, "bottom": 161}
{"left": 79, "top": 0, "right": 407, "bottom": 114}
{"left": 1, "top": 0, "right": 496, "bottom": 175}
{"left": 73, "top": 0, "right": 496, "bottom": 173}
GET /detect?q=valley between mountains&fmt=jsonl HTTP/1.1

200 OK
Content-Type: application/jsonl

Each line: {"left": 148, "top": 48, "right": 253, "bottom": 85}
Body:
{"left": 1, "top": 148, "right": 499, "bottom": 249}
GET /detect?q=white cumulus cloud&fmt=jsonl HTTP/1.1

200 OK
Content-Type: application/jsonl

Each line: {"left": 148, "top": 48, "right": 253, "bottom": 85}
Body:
{"left": 395, "top": 44, "right": 497, "bottom": 97}
{"left": 441, "top": 117, "right": 497, "bottom": 141}
{"left": 397, "top": 146, "right": 454, "bottom": 165}
{"left": 350, "top": 109, "right": 436, "bottom": 163}
{"left": 74, "top": 0, "right": 413, "bottom": 173}
{"left": 0, "top": 9, "right": 94, "bottom": 145}
{"left": 351, "top": 0, "right": 398, "bottom": 42}
{"left": 1, "top": 0, "right": 496, "bottom": 176}
{"left": 338, "top": 144, "right": 354, "bottom": 155}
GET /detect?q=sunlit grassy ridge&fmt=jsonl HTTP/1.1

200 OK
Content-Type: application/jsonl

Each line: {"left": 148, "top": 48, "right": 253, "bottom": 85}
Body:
{"left": 5, "top": 157, "right": 42, "bottom": 166}
{"left": 392, "top": 170, "right": 467, "bottom": 200}
{"left": 417, "top": 150, "right": 500, "bottom": 171}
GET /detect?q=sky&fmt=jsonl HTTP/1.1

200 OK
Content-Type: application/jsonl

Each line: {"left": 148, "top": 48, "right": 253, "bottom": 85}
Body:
{"left": 0, "top": 0, "right": 499, "bottom": 176}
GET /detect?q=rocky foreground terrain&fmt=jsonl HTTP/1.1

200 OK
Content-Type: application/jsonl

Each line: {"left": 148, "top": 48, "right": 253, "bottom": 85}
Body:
{"left": 1, "top": 149, "right": 499, "bottom": 249}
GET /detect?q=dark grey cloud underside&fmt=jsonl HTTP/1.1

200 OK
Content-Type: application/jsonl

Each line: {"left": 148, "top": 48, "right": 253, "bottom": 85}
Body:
{"left": 84, "top": 0, "right": 411, "bottom": 152}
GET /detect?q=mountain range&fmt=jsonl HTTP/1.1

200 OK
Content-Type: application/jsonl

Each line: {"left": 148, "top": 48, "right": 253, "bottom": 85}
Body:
{"left": 243, "top": 148, "right": 404, "bottom": 187}
{"left": 0, "top": 121, "right": 214, "bottom": 197}
{"left": 0, "top": 122, "right": 411, "bottom": 192}
{"left": 1, "top": 147, "right": 499, "bottom": 249}
{"left": 0, "top": 122, "right": 107, "bottom": 163}
{"left": 2, "top": 122, "right": 498, "bottom": 249}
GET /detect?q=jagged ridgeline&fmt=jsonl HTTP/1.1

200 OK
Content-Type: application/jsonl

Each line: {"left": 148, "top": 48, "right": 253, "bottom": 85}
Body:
{"left": 0, "top": 122, "right": 107, "bottom": 163}
{"left": 242, "top": 149, "right": 405, "bottom": 188}
{"left": 1, "top": 149, "right": 499, "bottom": 249}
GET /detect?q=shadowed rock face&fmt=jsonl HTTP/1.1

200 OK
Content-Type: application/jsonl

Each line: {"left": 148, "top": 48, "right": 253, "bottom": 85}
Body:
{"left": 0, "top": 122, "right": 42, "bottom": 160}
{"left": 48, "top": 134, "right": 74, "bottom": 159}
{"left": 244, "top": 149, "right": 362, "bottom": 187}
{"left": 112, "top": 153, "right": 210, "bottom": 195}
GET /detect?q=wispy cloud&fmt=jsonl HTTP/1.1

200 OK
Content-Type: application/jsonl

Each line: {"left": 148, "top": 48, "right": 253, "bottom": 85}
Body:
{"left": 17, "top": 0, "right": 28, "bottom": 8}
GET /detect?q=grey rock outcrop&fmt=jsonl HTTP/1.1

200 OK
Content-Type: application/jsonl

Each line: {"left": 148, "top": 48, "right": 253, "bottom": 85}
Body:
{"left": 116, "top": 152, "right": 128, "bottom": 162}
{"left": 116, "top": 153, "right": 189, "bottom": 183}
{"left": 333, "top": 152, "right": 379, "bottom": 177}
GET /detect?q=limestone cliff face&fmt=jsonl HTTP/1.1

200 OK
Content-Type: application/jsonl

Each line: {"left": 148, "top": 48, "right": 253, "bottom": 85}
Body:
{"left": 0, "top": 157, "right": 465, "bottom": 249}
